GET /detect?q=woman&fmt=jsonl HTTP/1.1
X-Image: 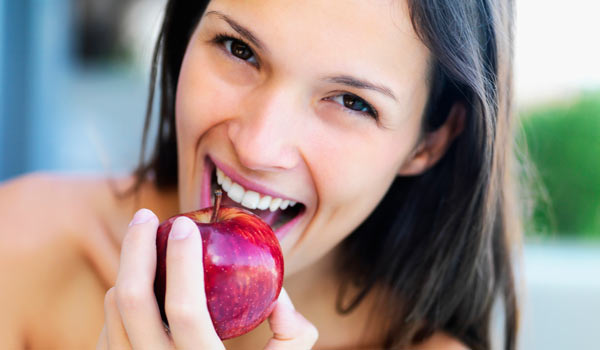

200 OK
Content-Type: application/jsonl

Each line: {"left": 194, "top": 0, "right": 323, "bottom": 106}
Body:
{"left": 0, "top": 0, "right": 519, "bottom": 349}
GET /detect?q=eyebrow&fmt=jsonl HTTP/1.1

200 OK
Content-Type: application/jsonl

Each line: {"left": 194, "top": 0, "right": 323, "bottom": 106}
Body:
{"left": 205, "top": 11, "right": 397, "bottom": 102}
{"left": 205, "top": 11, "right": 267, "bottom": 52}
{"left": 323, "top": 75, "right": 397, "bottom": 101}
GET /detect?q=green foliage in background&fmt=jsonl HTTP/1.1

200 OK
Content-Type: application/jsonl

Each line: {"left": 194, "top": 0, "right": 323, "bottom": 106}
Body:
{"left": 519, "top": 91, "right": 600, "bottom": 238}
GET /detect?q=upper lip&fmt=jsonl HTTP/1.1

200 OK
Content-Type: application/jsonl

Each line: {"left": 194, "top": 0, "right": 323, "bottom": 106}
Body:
{"left": 209, "top": 155, "right": 302, "bottom": 204}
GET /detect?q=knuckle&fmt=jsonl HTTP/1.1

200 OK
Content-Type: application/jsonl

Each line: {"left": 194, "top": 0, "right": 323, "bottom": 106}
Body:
{"left": 115, "top": 283, "right": 151, "bottom": 311}
{"left": 165, "top": 300, "right": 200, "bottom": 328}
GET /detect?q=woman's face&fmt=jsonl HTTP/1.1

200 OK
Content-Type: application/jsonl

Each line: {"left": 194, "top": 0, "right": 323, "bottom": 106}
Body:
{"left": 175, "top": 0, "right": 430, "bottom": 275}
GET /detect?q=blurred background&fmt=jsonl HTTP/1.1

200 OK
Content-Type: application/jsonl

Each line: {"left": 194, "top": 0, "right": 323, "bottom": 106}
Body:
{"left": 0, "top": 0, "right": 598, "bottom": 348}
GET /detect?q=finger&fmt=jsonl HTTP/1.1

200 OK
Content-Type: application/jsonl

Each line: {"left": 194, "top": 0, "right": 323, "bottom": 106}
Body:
{"left": 96, "top": 325, "right": 107, "bottom": 350}
{"left": 115, "top": 209, "right": 172, "bottom": 349}
{"left": 104, "top": 287, "right": 132, "bottom": 350}
{"left": 264, "top": 288, "right": 319, "bottom": 350}
{"left": 165, "top": 217, "right": 224, "bottom": 350}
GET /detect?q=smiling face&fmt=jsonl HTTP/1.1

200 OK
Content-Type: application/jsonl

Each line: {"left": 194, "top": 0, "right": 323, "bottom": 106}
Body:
{"left": 175, "top": 0, "right": 431, "bottom": 275}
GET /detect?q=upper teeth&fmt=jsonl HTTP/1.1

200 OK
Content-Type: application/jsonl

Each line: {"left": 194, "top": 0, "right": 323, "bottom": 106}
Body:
{"left": 216, "top": 168, "right": 297, "bottom": 212}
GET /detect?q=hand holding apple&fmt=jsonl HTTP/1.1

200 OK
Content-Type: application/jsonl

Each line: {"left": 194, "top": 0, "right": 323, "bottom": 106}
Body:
{"left": 97, "top": 206, "right": 319, "bottom": 350}
{"left": 154, "top": 190, "right": 284, "bottom": 339}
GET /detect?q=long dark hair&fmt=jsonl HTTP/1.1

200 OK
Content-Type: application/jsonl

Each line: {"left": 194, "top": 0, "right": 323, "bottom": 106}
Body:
{"left": 133, "top": 1, "right": 519, "bottom": 349}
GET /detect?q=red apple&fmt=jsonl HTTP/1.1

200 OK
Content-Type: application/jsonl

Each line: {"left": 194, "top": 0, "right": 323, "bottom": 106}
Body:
{"left": 154, "top": 191, "right": 284, "bottom": 340}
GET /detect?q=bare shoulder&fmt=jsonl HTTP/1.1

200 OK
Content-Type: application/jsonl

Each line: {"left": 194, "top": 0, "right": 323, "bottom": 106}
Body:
{"left": 0, "top": 171, "right": 179, "bottom": 258}
{"left": 1, "top": 172, "right": 104, "bottom": 238}
{"left": 0, "top": 172, "right": 140, "bottom": 250}
{"left": 0, "top": 172, "right": 134, "bottom": 348}
{"left": 0, "top": 172, "right": 144, "bottom": 282}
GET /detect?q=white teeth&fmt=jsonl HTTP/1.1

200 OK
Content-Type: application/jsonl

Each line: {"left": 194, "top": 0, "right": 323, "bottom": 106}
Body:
{"left": 214, "top": 167, "right": 299, "bottom": 212}
{"left": 269, "top": 198, "right": 282, "bottom": 212}
{"left": 257, "top": 195, "right": 272, "bottom": 210}
{"left": 280, "top": 200, "right": 290, "bottom": 210}
{"left": 222, "top": 177, "right": 232, "bottom": 192}
{"left": 216, "top": 168, "right": 224, "bottom": 185}
{"left": 241, "top": 191, "right": 260, "bottom": 209}
{"left": 228, "top": 183, "right": 245, "bottom": 203}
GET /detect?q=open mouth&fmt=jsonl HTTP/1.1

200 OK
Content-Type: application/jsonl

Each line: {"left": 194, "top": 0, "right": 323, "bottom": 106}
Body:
{"left": 204, "top": 157, "right": 306, "bottom": 236}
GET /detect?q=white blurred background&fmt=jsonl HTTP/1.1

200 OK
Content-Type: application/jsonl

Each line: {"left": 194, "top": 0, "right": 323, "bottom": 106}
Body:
{"left": 515, "top": 0, "right": 600, "bottom": 103}
{"left": 1, "top": 0, "right": 599, "bottom": 348}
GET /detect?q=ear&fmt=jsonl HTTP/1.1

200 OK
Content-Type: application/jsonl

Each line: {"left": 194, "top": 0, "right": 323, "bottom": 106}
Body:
{"left": 397, "top": 102, "right": 466, "bottom": 176}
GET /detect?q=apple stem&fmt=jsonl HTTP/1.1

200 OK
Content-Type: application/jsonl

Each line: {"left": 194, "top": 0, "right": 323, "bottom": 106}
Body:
{"left": 211, "top": 189, "right": 222, "bottom": 223}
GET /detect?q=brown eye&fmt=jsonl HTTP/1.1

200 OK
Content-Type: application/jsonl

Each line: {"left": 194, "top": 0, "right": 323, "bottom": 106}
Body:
{"left": 216, "top": 36, "right": 257, "bottom": 66}
{"left": 343, "top": 95, "right": 360, "bottom": 109}
{"left": 230, "top": 40, "right": 253, "bottom": 60}
{"left": 328, "top": 93, "right": 378, "bottom": 119}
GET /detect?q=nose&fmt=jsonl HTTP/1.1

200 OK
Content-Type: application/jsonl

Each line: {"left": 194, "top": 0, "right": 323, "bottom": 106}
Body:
{"left": 227, "top": 85, "right": 302, "bottom": 172}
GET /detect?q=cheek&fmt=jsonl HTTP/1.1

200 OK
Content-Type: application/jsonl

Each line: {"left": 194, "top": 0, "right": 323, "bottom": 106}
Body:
{"left": 308, "top": 125, "right": 415, "bottom": 208}
{"left": 175, "top": 47, "right": 242, "bottom": 150}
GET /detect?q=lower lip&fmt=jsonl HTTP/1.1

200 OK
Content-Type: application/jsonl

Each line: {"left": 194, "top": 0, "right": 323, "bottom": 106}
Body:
{"left": 201, "top": 156, "right": 305, "bottom": 241}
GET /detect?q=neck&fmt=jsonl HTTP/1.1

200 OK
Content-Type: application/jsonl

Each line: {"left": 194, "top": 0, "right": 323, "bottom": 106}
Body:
{"left": 283, "top": 246, "right": 387, "bottom": 349}
{"left": 284, "top": 249, "right": 340, "bottom": 298}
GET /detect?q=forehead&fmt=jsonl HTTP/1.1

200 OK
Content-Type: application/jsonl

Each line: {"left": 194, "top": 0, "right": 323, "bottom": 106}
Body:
{"left": 205, "top": 0, "right": 430, "bottom": 102}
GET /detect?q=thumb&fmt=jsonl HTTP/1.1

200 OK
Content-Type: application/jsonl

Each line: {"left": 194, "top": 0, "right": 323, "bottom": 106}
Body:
{"left": 264, "top": 288, "right": 319, "bottom": 350}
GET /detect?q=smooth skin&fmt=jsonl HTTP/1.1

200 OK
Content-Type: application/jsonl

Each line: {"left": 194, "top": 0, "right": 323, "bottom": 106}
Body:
{"left": 0, "top": 171, "right": 465, "bottom": 349}
{"left": 95, "top": 0, "right": 467, "bottom": 347}
{"left": 0, "top": 0, "right": 470, "bottom": 348}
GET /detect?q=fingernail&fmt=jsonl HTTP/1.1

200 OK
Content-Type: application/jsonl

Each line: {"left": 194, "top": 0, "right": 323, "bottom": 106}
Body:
{"left": 129, "top": 208, "right": 155, "bottom": 227}
{"left": 169, "top": 217, "right": 195, "bottom": 240}
{"left": 278, "top": 288, "right": 295, "bottom": 310}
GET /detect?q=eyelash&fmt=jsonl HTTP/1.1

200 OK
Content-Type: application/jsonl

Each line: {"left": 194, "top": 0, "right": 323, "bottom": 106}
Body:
{"left": 210, "top": 33, "right": 378, "bottom": 120}
{"left": 211, "top": 33, "right": 259, "bottom": 67}
{"left": 324, "top": 93, "right": 378, "bottom": 120}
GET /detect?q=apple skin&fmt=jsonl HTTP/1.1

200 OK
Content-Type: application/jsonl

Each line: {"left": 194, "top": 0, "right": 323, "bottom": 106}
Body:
{"left": 154, "top": 206, "right": 284, "bottom": 340}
